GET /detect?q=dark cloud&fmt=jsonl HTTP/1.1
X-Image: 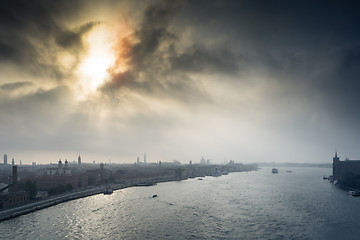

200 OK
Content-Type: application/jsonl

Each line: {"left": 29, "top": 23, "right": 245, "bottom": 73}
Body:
{"left": 0, "top": 81, "right": 33, "bottom": 91}
{"left": 2, "top": 0, "right": 360, "bottom": 162}
{"left": 55, "top": 21, "right": 100, "bottom": 50}
{"left": 170, "top": 44, "right": 239, "bottom": 74}
{"left": 130, "top": 0, "right": 182, "bottom": 66}
{"left": 100, "top": 0, "right": 238, "bottom": 105}
{"left": 0, "top": 0, "right": 97, "bottom": 80}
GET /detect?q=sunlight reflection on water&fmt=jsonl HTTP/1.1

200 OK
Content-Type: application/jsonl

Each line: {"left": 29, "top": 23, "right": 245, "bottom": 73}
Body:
{"left": 2, "top": 168, "right": 360, "bottom": 240}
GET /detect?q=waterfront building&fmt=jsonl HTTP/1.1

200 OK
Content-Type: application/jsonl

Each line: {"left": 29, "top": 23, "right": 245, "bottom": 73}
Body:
{"left": 0, "top": 191, "right": 30, "bottom": 208}
{"left": 45, "top": 159, "right": 71, "bottom": 175}
{"left": 28, "top": 160, "right": 87, "bottom": 192}
{"left": 11, "top": 158, "right": 14, "bottom": 165}
{"left": 332, "top": 152, "right": 360, "bottom": 181}
{"left": 27, "top": 174, "right": 88, "bottom": 192}
{"left": 144, "top": 153, "right": 147, "bottom": 164}
{"left": 3, "top": 154, "right": 7, "bottom": 165}
{"left": 0, "top": 166, "right": 30, "bottom": 209}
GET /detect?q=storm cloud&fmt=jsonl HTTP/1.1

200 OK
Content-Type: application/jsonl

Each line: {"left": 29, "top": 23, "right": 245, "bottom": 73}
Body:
{"left": 0, "top": 0, "right": 97, "bottom": 80}
{"left": 1, "top": 0, "right": 360, "bottom": 163}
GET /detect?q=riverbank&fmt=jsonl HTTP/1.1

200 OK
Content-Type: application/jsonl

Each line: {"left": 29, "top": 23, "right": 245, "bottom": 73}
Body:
{"left": 0, "top": 175, "right": 199, "bottom": 222}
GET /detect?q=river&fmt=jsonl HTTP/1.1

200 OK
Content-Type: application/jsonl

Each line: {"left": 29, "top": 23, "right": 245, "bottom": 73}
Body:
{"left": 1, "top": 167, "right": 359, "bottom": 240}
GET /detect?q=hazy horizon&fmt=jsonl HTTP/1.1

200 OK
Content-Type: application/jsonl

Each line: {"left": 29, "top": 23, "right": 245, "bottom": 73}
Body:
{"left": 1, "top": 0, "right": 360, "bottom": 164}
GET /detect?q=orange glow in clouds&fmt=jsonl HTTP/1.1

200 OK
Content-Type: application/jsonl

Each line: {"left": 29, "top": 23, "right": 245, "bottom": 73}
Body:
{"left": 76, "top": 22, "right": 133, "bottom": 98}
{"left": 78, "top": 27, "right": 115, "bottom": 91}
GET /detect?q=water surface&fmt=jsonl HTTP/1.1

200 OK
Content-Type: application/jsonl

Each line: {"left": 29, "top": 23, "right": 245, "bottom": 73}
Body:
{"left": 1, "top": 167, "right": 359, "bottom": 240}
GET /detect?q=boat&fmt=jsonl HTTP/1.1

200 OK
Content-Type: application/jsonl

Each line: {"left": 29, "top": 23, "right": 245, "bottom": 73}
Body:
{"left": 198, "top": 178, "right": 203, "bottom": 180}
{"left": 349, "top": 191, "right": 360, "bottom": 196}
{"left": 222, "top": 171, "right": 229, "bottom": 175}
{"left": 272, "top": 168, "right": 278, "bottom": 174}
{"left": 133, "top": 182, "right": 157, "bottom": 187}
{"left": 152, "top": 194, "right": 158, "bottom": 198}
{"left": 286, "top": 170, "right": 293, "bottom": 173}
{"left": 103, "top": 186, "right": 113, "bottom": 195}
{"left": 212, "top": 171, "right": 222, "bottom": 177}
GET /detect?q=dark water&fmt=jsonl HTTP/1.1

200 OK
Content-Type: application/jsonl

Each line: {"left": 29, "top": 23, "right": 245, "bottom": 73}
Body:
{"left": 1, "top": 167, "right": 360, "bottom": 240}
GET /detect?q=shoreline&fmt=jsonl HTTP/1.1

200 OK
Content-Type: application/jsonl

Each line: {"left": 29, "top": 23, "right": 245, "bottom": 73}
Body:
{"left": 0, "top": 175, "right": 198, "bottom": 222}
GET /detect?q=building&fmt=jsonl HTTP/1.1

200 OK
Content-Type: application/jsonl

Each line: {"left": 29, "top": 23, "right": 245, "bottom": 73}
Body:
{"left": 332, "top": 152, "right": 360, "bottom": 181}
{"left": 29, "top": 174, "right": 88, "bottom": 192}
{"left": 3, "top": 154, "right": 7, "bottom": 165}
{"left": 0, "top": 166, "right": 30, "bottom": 209}
{"left": 0, "top": 191, "right": 30, "bottom": 208}
{"left": 27, "top": 159, "right": 88, "bottom": 192}
{"left": 78, "top": 155, "right": 81, "bottom": 167}
{"left": 45, "top": 159, "right": 71, "bottom": 175}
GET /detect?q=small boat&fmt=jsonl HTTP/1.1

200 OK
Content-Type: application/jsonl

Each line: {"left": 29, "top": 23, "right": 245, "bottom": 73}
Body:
{"left": 212, "top": 171, "right": 222, "bottom": 177}
{"left": 103, "top": 186, "right": 113, "bottom": 195}
{"left": 286, "top": 170, "right": 293, "bottom": 173}
{"left": 134, "top": 182, "right": 157, "bottom": 187}
{"left": 152, "top": 194, "right": 158, "bottom": 198}
{"left": 349, "top": 191, "right": 360, "bottom": 196}
{"left": 272, "top": 168, "right": 278, "bottom": 174}
{"left": 198, "top": 178, "right": 203, "bottom": 180}
{"left": 222, "top": 171, "right": 229, "bottom": 175}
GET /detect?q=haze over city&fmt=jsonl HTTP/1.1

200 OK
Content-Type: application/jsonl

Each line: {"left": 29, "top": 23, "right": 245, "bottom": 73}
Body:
{"left": 1, "top": 0, "right": 360, "bottom": 164}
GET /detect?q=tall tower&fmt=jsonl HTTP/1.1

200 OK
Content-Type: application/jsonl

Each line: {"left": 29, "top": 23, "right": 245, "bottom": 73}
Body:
{"left": 333, "top": 151, "right": 340, "bottom": 181}
{"left": 144, "top": 153, "right": 147, "bottom": 164}
{"left": 3, "top": 154, "right": 7, "bottom": 165}
{"left": 11, "top": 158, "right": 15, "bottom": 165}
{"left": 333, "top": 151, "right": 340, "bottom": 162}
{"left": 78, "top": 155, "right": 82, "bottom": 167}
{"left": 10, "top": 166, "right": 18, "bottom": 193}
{"left": 137, "top": 156, "right": 140, "bottom": 165}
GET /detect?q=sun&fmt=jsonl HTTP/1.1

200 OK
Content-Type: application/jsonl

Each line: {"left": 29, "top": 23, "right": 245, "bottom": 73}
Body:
{"left": 78, "top": 26, "right": 115, "bottom": 91}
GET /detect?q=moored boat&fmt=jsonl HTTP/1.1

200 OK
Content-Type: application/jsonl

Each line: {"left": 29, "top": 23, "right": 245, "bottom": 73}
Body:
{"left": 349, "top": 190, "right": 360, "bottom": 196}
{"left": 272, "top": 168, "right": 278, "bottom": 174}
{"left": 103, "top": 186, "right": 113, "bottom": 195}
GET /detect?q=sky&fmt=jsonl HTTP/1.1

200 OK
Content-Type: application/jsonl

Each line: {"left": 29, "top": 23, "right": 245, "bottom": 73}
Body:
{"left": 1, "top": 0, "right": 360, "bottom": 164}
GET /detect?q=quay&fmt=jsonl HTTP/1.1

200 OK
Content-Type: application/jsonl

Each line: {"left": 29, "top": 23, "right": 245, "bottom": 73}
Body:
{"left": 1, "top": 160, "right": 258, "bottom": 221}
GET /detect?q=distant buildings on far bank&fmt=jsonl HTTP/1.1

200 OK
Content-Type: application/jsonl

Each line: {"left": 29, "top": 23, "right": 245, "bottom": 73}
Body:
{"left": 2, "top": 154, "right": 20, "bottom": 166}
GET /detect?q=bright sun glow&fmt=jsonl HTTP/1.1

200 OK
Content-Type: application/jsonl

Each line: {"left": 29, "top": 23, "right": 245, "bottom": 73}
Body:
{"left": 78, "top": 27, "right": 115, "bottom": 92}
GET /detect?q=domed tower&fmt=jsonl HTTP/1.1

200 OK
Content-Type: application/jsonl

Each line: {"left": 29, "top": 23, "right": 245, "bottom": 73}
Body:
{"left": 58, "top": 159, "right": 63, "bottom": 174}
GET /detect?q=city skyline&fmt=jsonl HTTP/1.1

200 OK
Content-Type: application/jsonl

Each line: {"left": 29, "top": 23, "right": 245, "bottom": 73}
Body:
{"left": 1, "top": 0, "right": 360, "bottom": 164}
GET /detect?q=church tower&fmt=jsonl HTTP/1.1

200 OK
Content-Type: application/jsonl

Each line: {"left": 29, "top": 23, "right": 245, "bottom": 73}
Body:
{"left": 333, "top": 152, "right": 340, "bottom": 181}
{"left": 333, "top": 152, "right": 340, "bottom": 162}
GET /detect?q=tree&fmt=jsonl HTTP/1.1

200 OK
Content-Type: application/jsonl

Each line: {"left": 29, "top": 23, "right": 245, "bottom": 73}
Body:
{"left": 66, "top": 183, "right": 73, "bottom": 191}
{"left": 24, "top": 180, "right": 37, "bottom": 199}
